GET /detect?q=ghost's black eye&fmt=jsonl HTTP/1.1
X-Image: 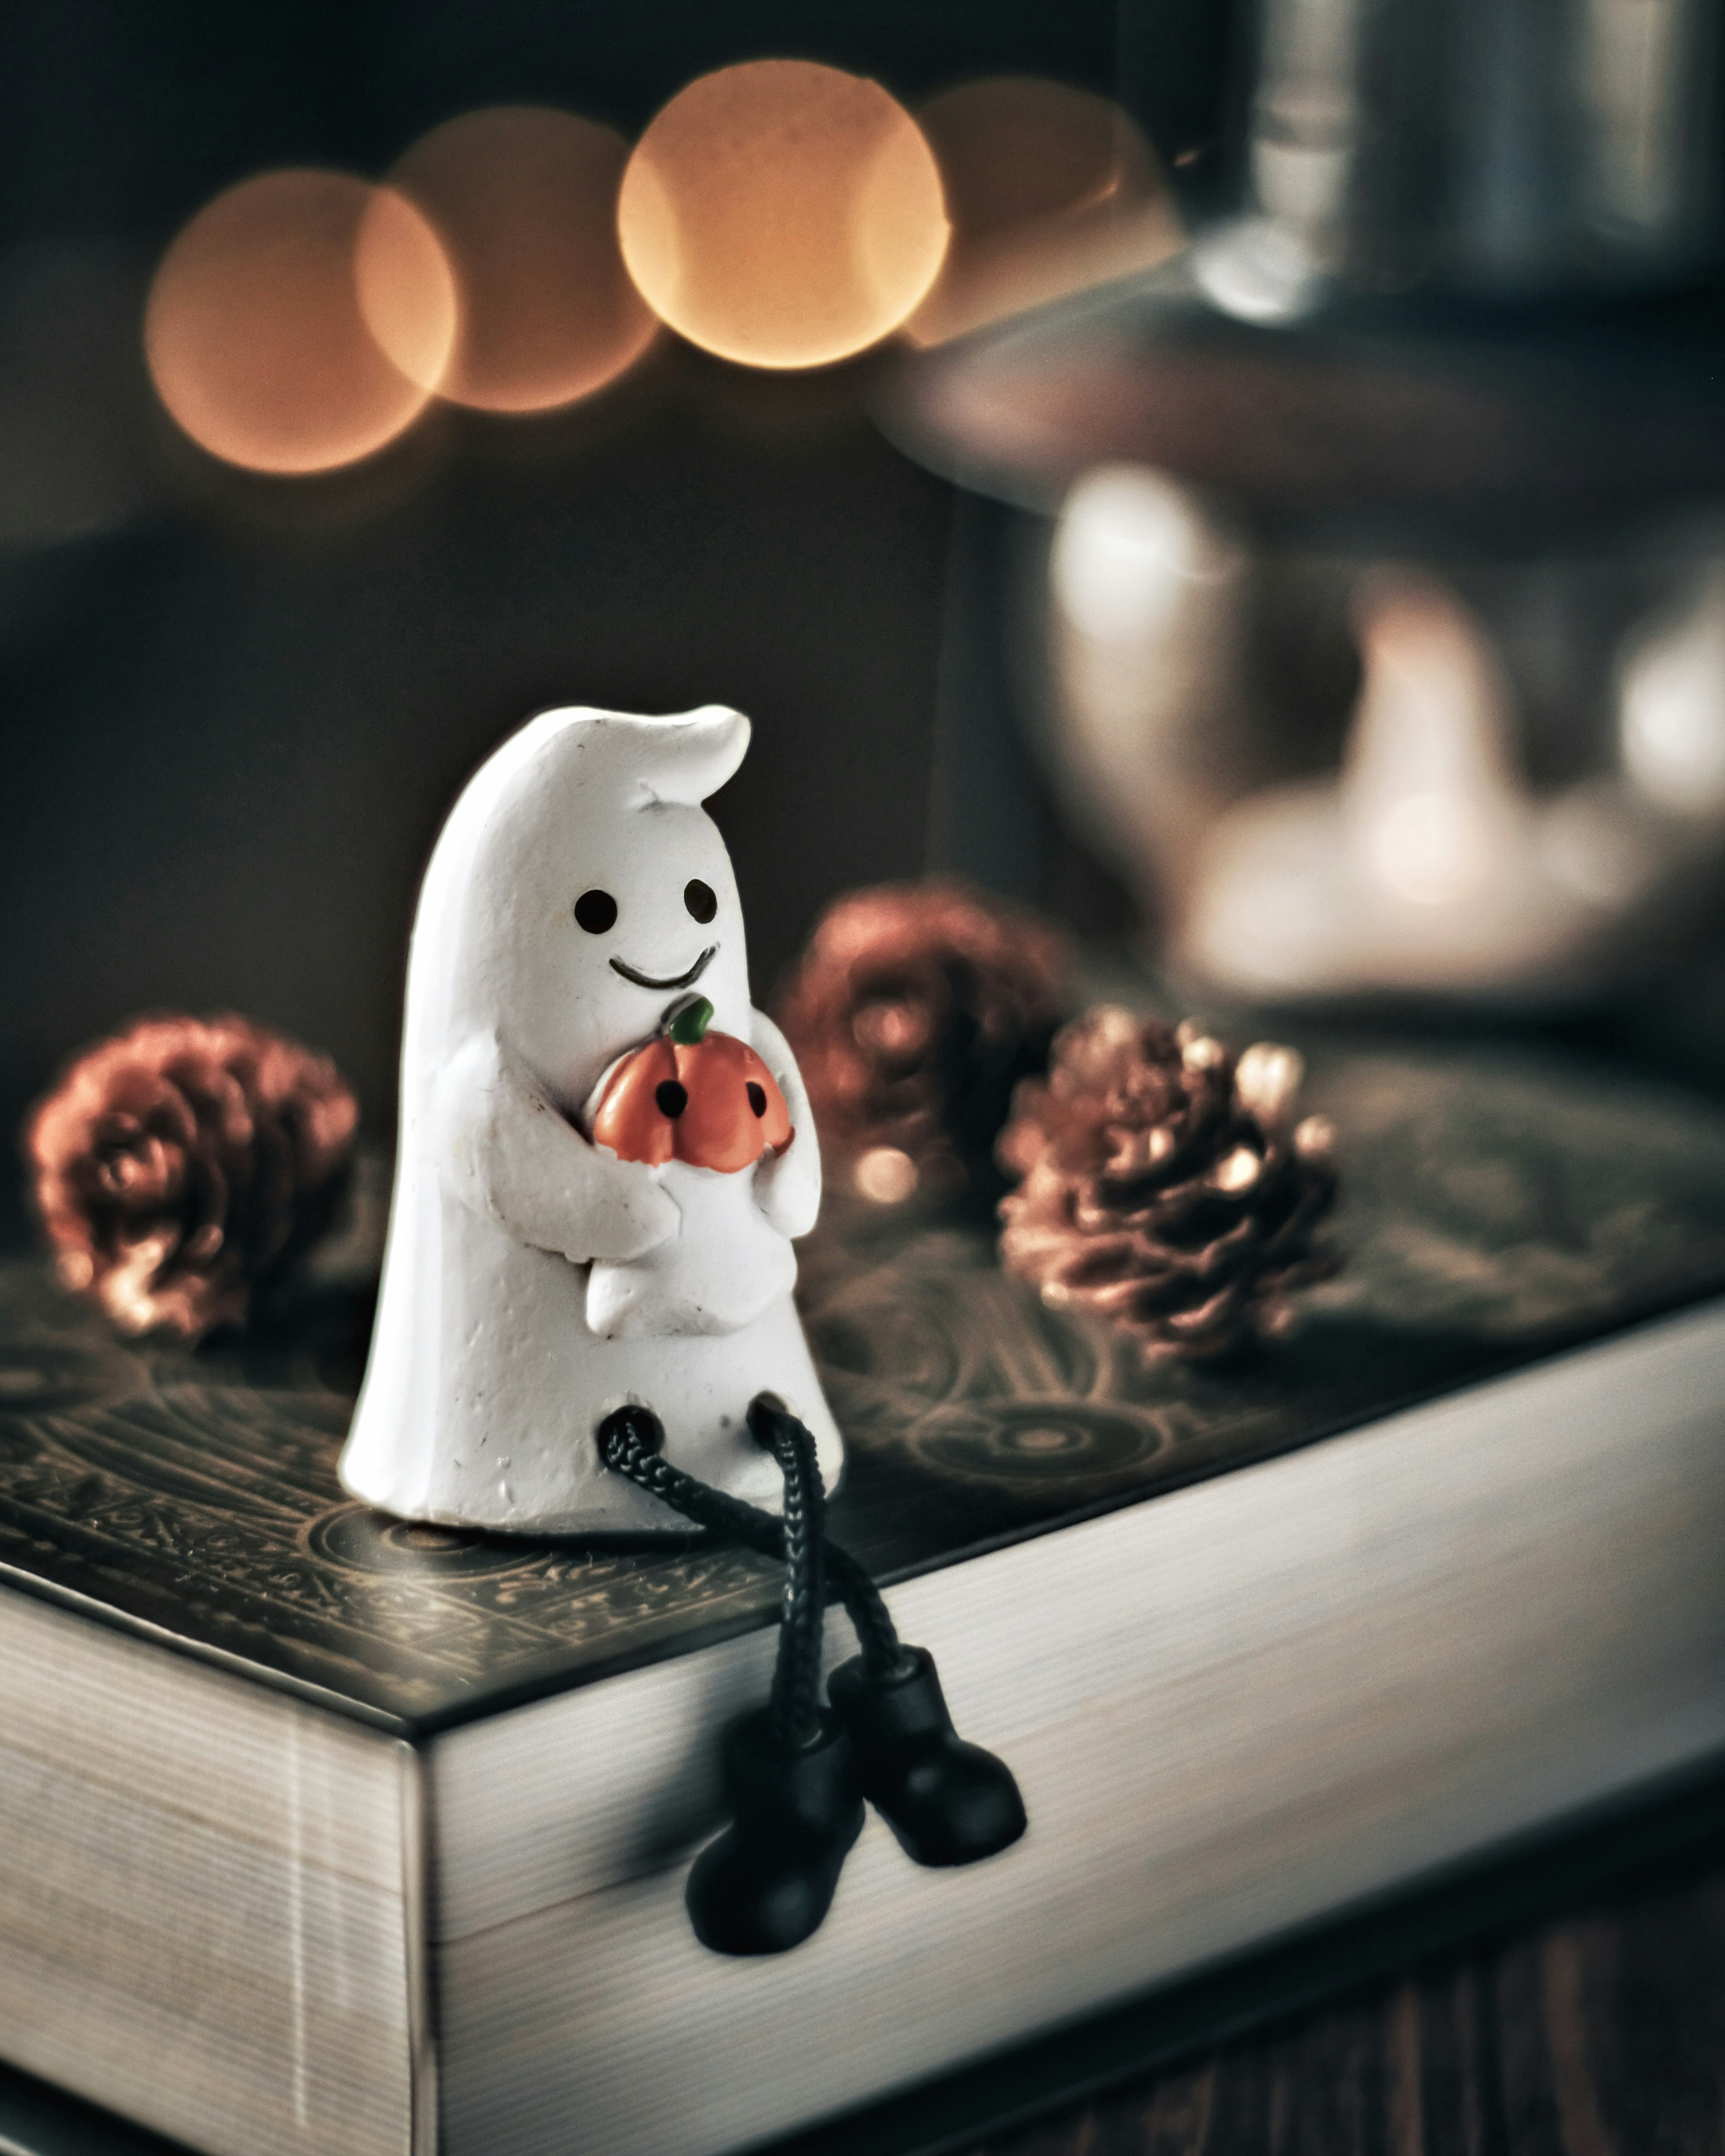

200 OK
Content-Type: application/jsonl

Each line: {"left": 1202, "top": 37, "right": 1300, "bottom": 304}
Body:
{"left": 575, "top": 889, "right": 618, "bottom": 934}
{"left": 684, "top": 879, "right": 717, "bottom": 924}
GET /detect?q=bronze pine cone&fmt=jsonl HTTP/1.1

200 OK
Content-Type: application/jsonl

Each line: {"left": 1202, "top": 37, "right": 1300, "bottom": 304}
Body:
{"left": 25, "top": 1014, "right": 358, "bottom": 1342}
{"left": 778, "top": 879, "right": 1070, "bottom": 1198}
{"left": 997, "top": 1007, "right": 1340, "bottom": 1361}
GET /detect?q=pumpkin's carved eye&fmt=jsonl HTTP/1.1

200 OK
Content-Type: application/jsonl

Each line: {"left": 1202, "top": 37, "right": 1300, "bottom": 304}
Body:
{"left": 575, "top": 889, "right": 618, "bottom": 934}
{"left": 684, "top": 879, "right": 717, "bottom": 924}
{"left": 747, "top": 1082, "right": 767, "bottom": 1118}
{"left": 655, "top": 1080, "right": 689, "bottom": 1119}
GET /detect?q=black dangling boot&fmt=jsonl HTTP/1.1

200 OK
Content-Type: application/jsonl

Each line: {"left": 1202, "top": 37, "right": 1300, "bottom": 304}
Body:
{"left": 596, "top": 1402, "right": 864, "bottom": 1956}
{"left": 744, "top": 1398, "right": 1026, "bottom": 1871}
{"left": 597, "top": 1399, "right": 1026, "bottom": 1936}
{"left": 683, "top": 1703, "right": 863, "bottom": 1956}
{"left": 827, "top": 1645, "right": 1026, "bottom": 1867}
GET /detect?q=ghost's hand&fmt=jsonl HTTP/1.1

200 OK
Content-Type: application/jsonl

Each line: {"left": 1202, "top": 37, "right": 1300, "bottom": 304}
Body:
{"left": 752, "top": 1136, "right": 813, "bottom": 1239}
{"left": 748, "top": 1010, "right": 822, "bottom": 1240}
{"left": 577, "top": 1149, "right": 682, "bottom": 1264}
{"left": 436, "top": 1034, "right": 680, "bottom": 1265}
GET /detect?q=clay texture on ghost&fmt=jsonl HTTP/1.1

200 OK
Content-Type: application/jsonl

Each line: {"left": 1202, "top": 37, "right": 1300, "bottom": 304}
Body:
{"left": 339, "top": 704, "right": 842, "bottom": 1532}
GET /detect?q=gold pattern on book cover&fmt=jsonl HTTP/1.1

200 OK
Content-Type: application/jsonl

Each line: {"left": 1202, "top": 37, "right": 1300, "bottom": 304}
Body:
{"left": 2, "top": 1050, "right": 1725, "bottom": 1728}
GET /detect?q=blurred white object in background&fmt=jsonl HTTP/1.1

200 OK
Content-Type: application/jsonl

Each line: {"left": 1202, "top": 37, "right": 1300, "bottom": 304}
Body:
{"left": 1340, "top": 572, "right": 1528, "bottom": 911}
{"left": 1051, "top": 464, "right": 1235, "bottom": 645}
{"left": 893, "top": 0, "right": 1725, "bottom": 1014}
{"left": 1191, "top": 216, "right": 1326, "bottom": 326}
{"left": 1579, "top": 0, "right": 1710, "bottom": 246}
{"left": 1031, "top": 426, "right": 1725, "bottom": 1006}
{"left": 1179, "top": 572, "right": 1611, "bottom": 995}
{"left": 1045, "top": 464, "right": 1249, "bottom": 904}
{"left": 1618, "top": 565, "right": 1725, "bottom": 819}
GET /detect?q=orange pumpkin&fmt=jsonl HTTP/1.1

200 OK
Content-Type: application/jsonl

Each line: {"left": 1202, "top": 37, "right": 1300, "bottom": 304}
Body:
{"left": 592, "top": 996, "right": 792, "bottom": 1172}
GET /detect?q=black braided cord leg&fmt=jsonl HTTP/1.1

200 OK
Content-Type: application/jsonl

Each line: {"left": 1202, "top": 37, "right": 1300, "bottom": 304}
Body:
{"left": 745, "top": 1399, "right": 1027, "bottom": 1869}
{"left": 598, "top": 1401, "right": 1027, "bottom": 1875}
{"left": 595, "top": 1403, "right": 862, "bottom": 1955}
{"left": 596, "top": 1404, "right": 906, "bottom": 1675}
{"left": 751, "top": 1396, "right": 826, "bottom": 1753}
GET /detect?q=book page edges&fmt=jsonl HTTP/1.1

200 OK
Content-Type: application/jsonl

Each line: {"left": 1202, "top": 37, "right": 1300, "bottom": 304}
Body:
{"left": 0, "top": 1594, "right": 416, "bottom": 2156}
{"left": 428, "top": 1296, "right": 1725, "bottom": 2156}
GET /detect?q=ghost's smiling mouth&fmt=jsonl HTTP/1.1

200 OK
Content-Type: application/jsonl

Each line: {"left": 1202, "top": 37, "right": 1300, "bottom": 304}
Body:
{"left": 609, "top": 945, "right": 718, "bottom": 992}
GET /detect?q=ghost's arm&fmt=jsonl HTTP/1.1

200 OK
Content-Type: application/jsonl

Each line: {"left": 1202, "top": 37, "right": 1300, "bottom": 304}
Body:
{"left": 749, "top": 1010, "right": 822, "bottom": 1240}
{"left": 434, "top": 1032, "right": 680, "bottom": 1264}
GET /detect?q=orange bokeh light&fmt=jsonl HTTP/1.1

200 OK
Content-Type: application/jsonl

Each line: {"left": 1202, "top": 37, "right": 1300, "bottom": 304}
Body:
{"left": 617, "top": 60, "right": 950, "bottom": 370}
{"left": 145, "top": 170, "right": 455, "bottom": 474}
{"left": 907, "top": 79, "right": 1181, "bottom": 346}
{"left": 371, "top": 107, "right": 656, "bottom": 414}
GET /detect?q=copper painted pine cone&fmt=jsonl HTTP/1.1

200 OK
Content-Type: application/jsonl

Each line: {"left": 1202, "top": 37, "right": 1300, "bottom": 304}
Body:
{"left": 778, "top": 879, "right": 1071, "bottom": 1202}
{"left": 997, "top": 1007, "right": 1339, "bottom": 1362}
{"left": 25, "top": 1014, "right": 358, "bottom": 1343}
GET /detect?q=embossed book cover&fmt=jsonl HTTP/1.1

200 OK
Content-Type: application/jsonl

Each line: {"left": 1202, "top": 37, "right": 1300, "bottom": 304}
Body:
{"left": 3, "top": 1040, "right": 1725, "bottom": 2156}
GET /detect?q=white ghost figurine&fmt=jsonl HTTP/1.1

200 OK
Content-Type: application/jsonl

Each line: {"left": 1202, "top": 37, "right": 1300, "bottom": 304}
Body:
{"left": 338, "top": 703, "right": 843, "bottom": 1533}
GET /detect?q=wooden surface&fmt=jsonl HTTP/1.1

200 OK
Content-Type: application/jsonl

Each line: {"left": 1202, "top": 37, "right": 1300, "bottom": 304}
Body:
{"left": 966, "top": 1844, "right": 1725, "bottom": 2156}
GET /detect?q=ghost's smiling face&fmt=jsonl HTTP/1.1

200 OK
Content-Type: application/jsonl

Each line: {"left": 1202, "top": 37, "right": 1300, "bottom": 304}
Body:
{"left": 449, "top": 717, "right": 756, "bottom": 1113}
{"left": 576, "top": 854, "right": 722, "bottom": 995}
{"left": 556, "top": 798, "right": 752, "bottom": 1064}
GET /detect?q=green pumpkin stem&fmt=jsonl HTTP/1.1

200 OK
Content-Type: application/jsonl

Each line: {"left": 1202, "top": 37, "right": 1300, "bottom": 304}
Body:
{"left": 666, "top": 995, "right": 715, "bottom": 1045}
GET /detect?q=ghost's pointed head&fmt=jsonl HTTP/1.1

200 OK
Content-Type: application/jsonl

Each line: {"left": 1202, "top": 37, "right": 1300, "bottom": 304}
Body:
{"left": 412, "top": 705, "right": 756, "bottom": 1107}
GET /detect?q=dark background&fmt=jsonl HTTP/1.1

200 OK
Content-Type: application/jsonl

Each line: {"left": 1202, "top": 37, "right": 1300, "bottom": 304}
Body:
{"left": 0, "top": 0, "right": 1244, "bottom": 1241}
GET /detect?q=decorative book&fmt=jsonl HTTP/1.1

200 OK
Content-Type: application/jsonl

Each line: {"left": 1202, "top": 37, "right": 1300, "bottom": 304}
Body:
{"left": 2, "top": 1041, "right": 1724, "bottom": 2156}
